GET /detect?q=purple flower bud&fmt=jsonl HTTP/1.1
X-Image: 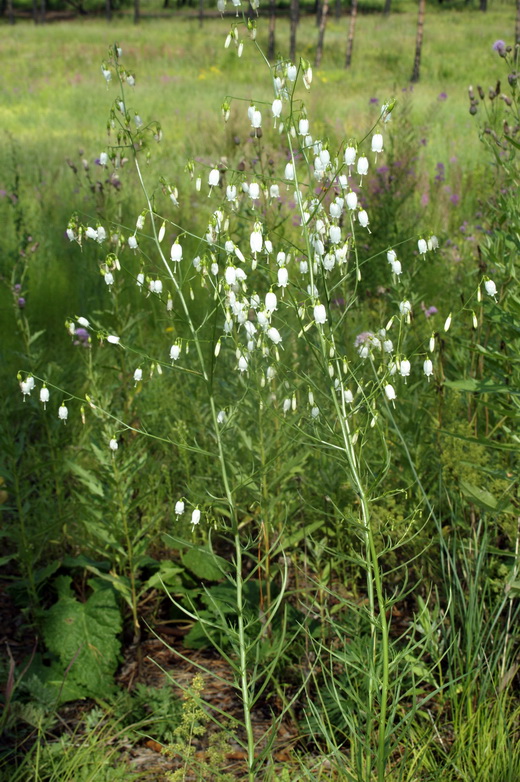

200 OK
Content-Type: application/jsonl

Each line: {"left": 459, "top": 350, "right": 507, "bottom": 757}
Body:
{"left": 17, "top": 297, "right": 26, "bottom": 309}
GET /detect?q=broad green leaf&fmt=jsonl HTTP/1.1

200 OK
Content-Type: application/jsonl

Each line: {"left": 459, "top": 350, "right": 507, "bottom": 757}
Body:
{"left": 181, "top": 547, "right": 229, "bottom": 581}
{"left": 459, "top": 481, "right": 498, "bottom": 512}
{"left": 42, "top": 576, "right": 122, "bottom": 700}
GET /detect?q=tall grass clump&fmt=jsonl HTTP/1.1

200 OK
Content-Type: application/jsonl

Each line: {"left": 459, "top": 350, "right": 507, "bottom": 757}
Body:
{"left": 8, "top": 10, "right": 520, "bottom": 782}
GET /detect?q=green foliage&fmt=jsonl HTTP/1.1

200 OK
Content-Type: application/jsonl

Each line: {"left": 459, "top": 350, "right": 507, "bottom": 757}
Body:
{"left": 37, "top": 575, "right": 122, "bottom": 702}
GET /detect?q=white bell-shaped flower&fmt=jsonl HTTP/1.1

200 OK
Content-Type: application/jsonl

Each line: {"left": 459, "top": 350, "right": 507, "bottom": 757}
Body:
{"left": 265, "top": 291, "right": 277, "bottom": 312}
{"left": 384, "top": 384, "right": 396, "bottom": 401}
{"left": 346, "top": 191, "right": 358, "bottom": 210}
{"left": 371, "top": 133, "right": 383, "bottom": 153}
{"left": 170, "top": 242, "right": 183, "bottom": 262}
{"left": 344, "top": 146, "right": 356, "bottom": 166}
{"left": 314, "top": 303, "right": 327, "bottom": 324}
{"left": 357, "top": 157, "right": 369, "bottom": 176}
{"left": 267, "top": 326, "right": 282, "bottom": 345}
{"left": 278, "top": 267, "right": 288, "bottom": 287}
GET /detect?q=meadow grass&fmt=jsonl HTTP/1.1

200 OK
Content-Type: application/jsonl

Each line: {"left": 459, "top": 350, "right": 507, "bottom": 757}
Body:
{"left": 1, "top": 5, "right": 519, "bottom": 780}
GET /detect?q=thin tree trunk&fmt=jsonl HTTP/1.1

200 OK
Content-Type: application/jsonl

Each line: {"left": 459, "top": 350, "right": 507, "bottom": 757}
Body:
{"left": 384, "top": 0, "right": 391, "bottom": 14}
{"left": 345, "top": 0, "right": 358, "bottom": 69}
{"left": 40, "top": 0, "right": 45, "bottom": 23}
{"left": 199, "top": 0, "right": 203, "bottom": 26}
{"left": 410, "top": 0, "right": 426, "bottom": 83}
{"left": 516, "top": 0, "right": 520, "bottom": 45}
{"left": 268, "top": 0, "right": 276, "bottom": 60}
{"left": 105, "top": 0, "right": 112, "bottom": 21}
{"left": 134, "top": 0, "right": 140, "bottom": 23}
{"left": 7, "top": 0, "right": 14, "bottom": 23}
{"left": 32, "top": 0, "right": 38, "bottom": 23}
{"left": 315, "top": 0, "right": 321, "bottom": 25}
{"left": 315, "top": 0, "right": 329, "bottom": 68}
{"left": 479, "top": 0, "right": 486, "bottom": 9}
{"left": 335, "top": 0, "right": 341, "bottom": 20}
{"left": 289, "top": 0, "right": 299, "bottom": 62}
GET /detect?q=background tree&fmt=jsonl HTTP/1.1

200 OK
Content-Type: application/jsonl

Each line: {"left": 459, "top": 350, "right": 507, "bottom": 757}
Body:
{"left": 411, "top": 0, "right": 426, "bottom": 83}
{"left": 268, "top": 0, "right": 276, "bottom": 61}
{"left": 315, "top": 0, "right": 330, "bottom": 67}
{"left": 345, "top": 0, "right": 358, "bottom": 69}
{"left": 134, "top": 0, "right": 140, "bottom": 24}
{"left": 290, "top": 0, "right": 299, "bottom": 62}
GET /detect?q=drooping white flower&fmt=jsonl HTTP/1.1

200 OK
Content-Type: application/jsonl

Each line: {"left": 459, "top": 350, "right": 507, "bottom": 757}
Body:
{"left": 99, "top": 152, "right": 108, "bottom": 166}
{"left": 358, "top": 210, "right": 369, "bottom": 228}
{"left": 250, "top": 230, "right": 263, "bottom": 254}
{"left": 226, "top": 184, "right": 237, "bottom": 202}
{"left": 272, "top": 98, "right": 282, "bottom": 118}
{"left": 251, "top": 109, "right": 262, "bottom": 129}
{"left": 284, "top": 162, "right": 294, "bottom": 181}
{"left": 399, "top": 359, "right": 411, "bottom": 378}
{"left": 344, "top": 146, "right": 356, "bottom": 166}
{"left": 391, "top": 260, "right": 402, "bottom": 275}
{"left": 265, "top": 291, "right": 277, "bottom": 312}
{"left": 399, "top": 300, "right": 412, "bottom": 317}
{"left": 238, "top": 354, "right": 248, "bottom": 372}
{"left": 170, "top": 243, "right": 183, "bottom": 263}
{"left": 278, "top": 267, "right": 288, "bottom": 288}
{"left": 283, "top": 398, "right": 291, "bottom": 414}
{"left": 107, "top": 335, "right": 120, "bottom": 344}
{"left": 249, "top": 182, "right": 260, "bottom": 201}
{"left": 225, "top": 266, "right": 237, "bottom": 286}
{"left": 134, "top": 368, "right": 143, "bottom": 383}
{"left": 208, "top": 168, "right": 220, "bottom": 187}
{"left": 444, "top": 313, "right": 452, "bottom": 332}
{"left": 77, "top": 317, "right": 90, "bottom": 328}
{"left": 39, "top": 386, "right": 49, "bottom": 408}
{"left": 299, "top": 118, "right": 309, "bottom": 135}
{"left": 423, "top": 358, "right": 433, "bottom": 379}
{"left": 128, "top": 235, "right": 138, "bottom": 250}
{"left": 104, "top": 271, "right": 114, "bottom": 287}
{"left": 384, "top": 384, "right": 396, "bottom": 402}
{"left": 418, "top": 238, "right": 428, "bottom": 255}
{"left": 109, "top": 438, "right": 118, "bottom": 452}
{"left": 287, "top": 63, "right": 297, "bottom": 81}
{"left": 371, "top": 133, "right": 383, "bottom": 153}
{"left": 270, "top": 184, "right": 280, "bottom": 199}
{"left": 170, "top": 344, "right": 181, "bottom": 361}
{"left": 314, "top": 303, "right": 327, "bottom": 325}
{"left": 217, "top": 410, "right": 227, "bottom": 425}
{"left": 357, "top": 157, "right": 369, "bottom": 176}
{"left": 267, "top": 326, "right": 282, "bottom": 345}
{"left": 387, "top": 249, "right": 397, "bottom": 264}
{"left": 485, "top": 279, "right": 497, "bottom": 298}
{"left": 58, "top": 403, "right": 68, "bottom": 421}
{"left": 330, "top": 225, "right": 342, "bottom": 244}
{"left": 20, "top": 379, "right": 31, "bottom": 398}
{"left": 346, "top": 191, "right": 358, "bottom": 210}
{"left": 191, "top": 508, "right": 201, "bottom": 526}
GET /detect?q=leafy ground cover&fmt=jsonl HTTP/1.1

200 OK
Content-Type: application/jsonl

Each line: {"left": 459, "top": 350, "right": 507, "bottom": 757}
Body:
{"left": 1, "top": 4, "right": 519, "bottom": 781}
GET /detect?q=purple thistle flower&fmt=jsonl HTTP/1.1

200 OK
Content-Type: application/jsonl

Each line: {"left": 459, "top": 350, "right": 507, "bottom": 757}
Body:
{"left": 17, "top": 297, "right": 26, "bottom": 309}
{"left": 369, "top": 97, "right": 379, "bottom": 104}
{"left": 492, "top": 39, "right": 506, "bottom": 53}
{"left": 437, "top": 92, "right": 447, "bottom": 101}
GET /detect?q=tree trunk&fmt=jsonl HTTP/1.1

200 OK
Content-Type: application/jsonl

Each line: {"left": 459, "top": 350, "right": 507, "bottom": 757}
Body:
{"left": 315, "top": 0, "right": 329, "bottom": 68}
{"left": 289, "top": 0, "right": 299, "bottom": 62}
{"left": 134, "top": 0, "right": 140, "bottom": 23}
{"left": 345, "top": 0, "right": 358, "bottom": 69}
{"left": 384, "top": 0, "right": 391, "bottom": 14}
{"left": 7, "top": 0, "right": 15, "bottom": 23}
{"left": 32, "top": 0, "right": 38, "bottom": 23}
{"left": 410, "top": 0, "right": 426, "bottom": 83}
{"left": 268, "top": 0, "right": 276, "bottom": 60}
{"left": 40, "top": 0, "right": 45, "bottom": 23}
{"left": 199, "top": 0, "right": 203, "bottom": 26}
{"left": 105, "top": 0, "right": 112, "bottom": 21}
{"left": 335, "top": 0, "right": 341, "bottom": 20}
{"left": 479, "top": 0, "right": 486, "bottom": 9}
